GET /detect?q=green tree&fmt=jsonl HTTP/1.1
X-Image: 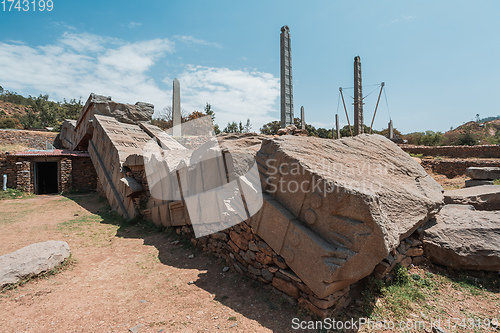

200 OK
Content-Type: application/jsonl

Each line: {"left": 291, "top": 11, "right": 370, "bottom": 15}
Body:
{"left": 204, "top": 103, "right": 220, "bottom": 134}
{"left": 223, "top": 121, "right": 240, "bottom": 133}
{"left": 403, "top": 131, "right": 443, "bottom": 146}
{"left": 260, "top": 120, "right": 280, "bottom": 135}
{"left": 243, "top": 118, "right": 252, "bottom": 133}
{"left": 457, "top": 129, "right": 478, "bottom": 146}
{"left": 0, "top": 117, "right": 21, "bottom": 129}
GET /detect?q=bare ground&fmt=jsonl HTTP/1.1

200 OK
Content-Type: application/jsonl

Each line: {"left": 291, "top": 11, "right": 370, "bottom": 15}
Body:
{"left": 0, "top": 194, "right": 303, "bottom": 333}
{"left": 1, "top": 194, "right": 499, "bottom": 333}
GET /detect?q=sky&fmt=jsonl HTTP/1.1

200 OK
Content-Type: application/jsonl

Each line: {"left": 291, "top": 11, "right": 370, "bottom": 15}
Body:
{"left": 1, "top": 0, "right": 499, "bottom": 134}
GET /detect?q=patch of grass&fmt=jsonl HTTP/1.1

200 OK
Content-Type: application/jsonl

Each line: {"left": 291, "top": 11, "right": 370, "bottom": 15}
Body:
{"left": 0, "top": 202, "right": 35, "bottom": 225}
{"left": 449, "top": 273, "right": 489, "bottom": 297}
{"left": 0, "top": 188, "right": 35, "bottom": 200}
{"left": 1, "top": 254, "right": 77, "bottom": 292}
{"left": 494, "top": 179, "right": 500, "bottom": 185}
{"left": 367, "top": 265, "right": 428, "bottom": 321}
{"left": 408, "top": 153, "right": 424, "bottom": 158}
{"left": 228, "top": 316, "right": 237, "bottom": 321}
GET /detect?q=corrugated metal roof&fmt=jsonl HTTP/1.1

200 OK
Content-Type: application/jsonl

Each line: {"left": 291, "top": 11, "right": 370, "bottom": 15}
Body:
{"left": 11, "top": 149, "right": 90, "bottom": 157}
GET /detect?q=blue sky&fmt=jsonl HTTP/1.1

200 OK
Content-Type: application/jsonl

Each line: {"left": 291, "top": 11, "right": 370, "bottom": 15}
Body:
{"left": 1, "top": 0, "right": 499, "bottom": 133}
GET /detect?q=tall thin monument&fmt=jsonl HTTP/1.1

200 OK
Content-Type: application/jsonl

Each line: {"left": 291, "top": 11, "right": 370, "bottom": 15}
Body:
{"left": 172, "top": 78, "right": 181, "bottom": 137}
{"left": 300, "top": 106, "right": 305, "bottom": 129}
{"left": 280, "top": 25, "right": 294, "bottom": 128}
{"left": 353, "top": 56, "right": 364, "bottom": 136}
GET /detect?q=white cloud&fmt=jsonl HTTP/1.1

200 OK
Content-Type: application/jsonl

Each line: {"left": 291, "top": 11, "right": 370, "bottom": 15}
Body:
{"left": 128, "top": 21, "right": 142, "bottom": 29}
{"left": 391, "top": 15, "right": 416, "bottom": 24}
{"left": 175, "top": 35, "right": 222, "bottom": 49}
{"left": 0, "top": 32, "right": 174, "bottom": 110}
{"left": 0, "top": 32, "right": 279, "bottom": 131}
{"left": 59, "top": 32, "right": 119, "bottom": 53}
{"left": 176, "top": 65, "right": 279, "bottom": 130}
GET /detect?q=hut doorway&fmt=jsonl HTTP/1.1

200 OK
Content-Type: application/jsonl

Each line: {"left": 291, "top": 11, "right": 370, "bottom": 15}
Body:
{"left": 35, "top": 161, "right": 58, "bottom": 194}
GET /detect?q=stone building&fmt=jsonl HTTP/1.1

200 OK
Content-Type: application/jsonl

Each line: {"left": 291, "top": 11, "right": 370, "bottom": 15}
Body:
{"left": 0, "top": 149, "right": 96, "bottom": 194}
{"left": 0, "top": 127, "right": 97, "bottom": 194}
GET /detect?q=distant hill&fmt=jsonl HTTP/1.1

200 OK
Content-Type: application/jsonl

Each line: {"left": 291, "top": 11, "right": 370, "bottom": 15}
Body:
{"left": 442, "top": 119, "right": 500, "bottom": 145}
{"left": 0, "top": 87, "right": 82, "bottom": 131}
{"left": 0, "top": 100, "right": 31, "bottom": 118}
{"left": 478, "top": 115, "right": 500, "bottom": 123}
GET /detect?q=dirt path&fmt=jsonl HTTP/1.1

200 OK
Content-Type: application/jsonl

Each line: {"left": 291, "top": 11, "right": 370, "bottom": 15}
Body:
{"left": 0, "top": 194, "right": 302, "bottom": 332}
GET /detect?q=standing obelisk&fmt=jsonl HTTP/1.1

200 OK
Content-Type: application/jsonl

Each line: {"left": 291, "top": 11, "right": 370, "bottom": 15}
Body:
{"left": 300, "top": 106, "right": 305, "bottom": 129}
{"left": 172, "top": 78, "right": 181, "bottom": 137}
{"left": 353, "top": 56, "right": 363, "bottom": 136}
{"left": 280, "top": 25, "right": 294, "bottom": 128}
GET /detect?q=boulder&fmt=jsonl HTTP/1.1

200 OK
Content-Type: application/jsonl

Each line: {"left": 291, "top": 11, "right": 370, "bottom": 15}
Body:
{"left": 277, "top": 124, "right": 297, "bottom": 136}
{"left": 444, "top": 185, "right": 500, "bottom": 211}
{"left": 85, "top": 93, "right": 154, "bottom": 125}
{"left": 465, "top": 179, "right": 494, "bottom": 187}
{"left": 466, "top": 167, "right": 500, "bottom": 180}
{"left": 250, "top": 134, "right": 444, "bottom": 297}
{"left": 0, "top": 241, "right": 71, "bottom": 288}
{"left": 423, "top": 205, "right": 500, "bottom": 271}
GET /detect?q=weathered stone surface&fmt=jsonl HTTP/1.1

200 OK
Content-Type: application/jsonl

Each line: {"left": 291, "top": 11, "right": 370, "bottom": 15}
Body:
{"left": 60, "top": 119, "right": 76, "bottom": 149}
{"left": 444, "top": 185, "right": 500, "bottom": 211}
{"left": 272, "top": 277, "right": 299, "bottom": 298}
{"left": 465, "top": 179, "right": 494, "bottom": 187}
{"left": 251, "top": 134, "right": 443, "bottom": 298}
{"left": 87, "top": 93, "right": 153, "bottom": 125}
{"left": 120, "top": 176, "right": 144, "bottom": 196}
{"left": 467, "top": 167, "right": 500, "bottom": 180}
{"left": 423, "top": 205, "right": 500, "bottom": 271}
{"left": 0, "top": 241, "right": 70, "bottom": 287}
{"left": 406, "top": 247, "right": 424, "bottom": 257}
{"left": 229, "top": 231, "right": 248, "bottom": 251}
{"left": 88, "top": 115, "right": 152, "bottom": 219}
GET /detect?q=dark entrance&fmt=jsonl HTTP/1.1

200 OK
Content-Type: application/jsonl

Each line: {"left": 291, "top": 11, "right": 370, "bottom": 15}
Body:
{"left": 35, "top": 162, "right": 58, "bottom": 194}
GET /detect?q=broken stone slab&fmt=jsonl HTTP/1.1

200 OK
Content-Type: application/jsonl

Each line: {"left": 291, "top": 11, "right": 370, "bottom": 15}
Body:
{"left": 423, "top": 205, "right": 500, "bottom": 271}
{"left": 251, "top": 134, "right": 444, "bottom": 298}
{"left": 466, "top": 167, "right": 500, "bottom": 180}
{"left": 444, "top": 185, "right": 500, "bottom": 211}
{"left": 465, "top": 179, "right": 494, "bottom": 187}
{"left": 73, "top": 93, "right": 154, "bottom": 150}
{"left": 120, "top": 176, "right": 144, "bottom": 196}
{"left": 0, "top": 241, "right": 71, "bottom": 288}
{"left": 60, "top": 119, "right": 76, "bottom": 149}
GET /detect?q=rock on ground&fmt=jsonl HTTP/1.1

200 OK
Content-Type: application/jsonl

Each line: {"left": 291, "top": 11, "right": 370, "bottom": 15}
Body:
{"left": 251, "top": 134, "right": 444, "bottom": 297}
{"left": 444, "top": 185, "right": 500, "bottom": 211}
{"left": 0, "top": 241, "right": 71, "bottom": 288}
{"left": 466, "top": 167, "right": 500, "bottom": 180}
{"left": 423, "top": 205, "right": 500, "bottom": 271}
{"left": 465, "top": 179, "right": 494, "bottom": 187}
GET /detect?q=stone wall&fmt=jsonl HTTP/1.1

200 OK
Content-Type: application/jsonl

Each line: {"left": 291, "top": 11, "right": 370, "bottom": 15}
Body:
{"left": 400, "top": 144, "right": 500, "bottom": 158}
{"left": 0, "top": 129, "right": 58, "bottom": 150}
{"left": 16, "top": 161, "right": 32, "bottom": 192}
{"left": 72, "top": 157, "right": 97, "bottom": 192}
{"left": 421, "top": 159, "right": 500, "bottom": 178}
{"left": 59, "top": 158, "right": 72, "bottom": 193}
{"left": 0, "top": 153, "right": 97, "bottom": 193}
{"left": 0, "top": 153, "right": 17, "bottom": 188}
{"left": 173, "top": 220, "right": 426, "bottom": 318}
